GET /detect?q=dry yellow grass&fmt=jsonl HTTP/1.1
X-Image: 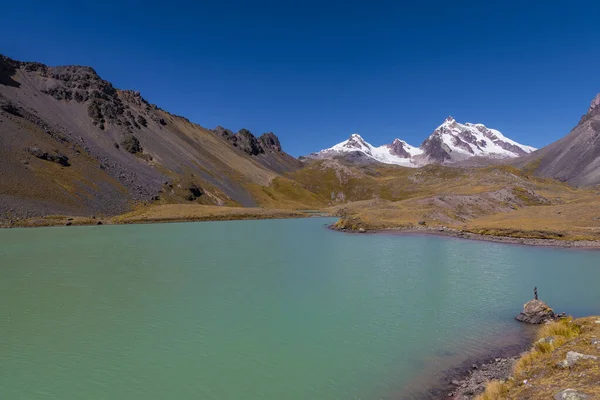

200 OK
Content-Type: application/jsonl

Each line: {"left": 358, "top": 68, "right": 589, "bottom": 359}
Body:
{"left": 246, "top": 177, "right": 328, "bottom": 209}
{"left": 512, "top": 349, "right": 543, "bottom": 377}
{"left": 302, "top": 160, "right": 600, "bottom": 241}
{"left": 478, "top": 317, "right": 600, "bottom": 400}
{"left": 111, "top": 204, "right": 309, "bottom": 224}
{"left": 537, "top": 317, "right": 582, "bottom": 341}
{"left": 475, "top": 380, "right": 508, "bottom": 400}
{"left": 466, "top": 195, "right": 600, "bottom": 241}
{"left": 6, "top": 215, "right": 102, "bottom": 228}
{"left": 3, "top": 204, "right": 314, "bottom": 228}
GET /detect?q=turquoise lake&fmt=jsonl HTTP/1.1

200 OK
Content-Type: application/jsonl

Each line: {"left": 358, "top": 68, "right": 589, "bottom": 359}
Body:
{"left": 1, "top": 218, "right": 599, "bottom": 399}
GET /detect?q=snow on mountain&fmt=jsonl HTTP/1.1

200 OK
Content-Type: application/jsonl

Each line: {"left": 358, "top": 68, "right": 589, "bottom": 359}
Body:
{"left": 420, "top": 117, "right": 536, "bottom": 163}
{"left": 309, "top": 133, "right": 422, "bottom": 167}
{"left": 306, "top": 117, "right": 535, "bottom": 167}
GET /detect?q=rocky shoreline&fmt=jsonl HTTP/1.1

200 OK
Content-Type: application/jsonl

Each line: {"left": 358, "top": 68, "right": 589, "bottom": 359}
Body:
{"left": 333, "top": 225, "right": 600, "bottom": 250}
{"left": 437, "top": 354, "right": 519, "bottom": 399}
{"left": 408, "top": 331, "right": 535, "bottom": 400}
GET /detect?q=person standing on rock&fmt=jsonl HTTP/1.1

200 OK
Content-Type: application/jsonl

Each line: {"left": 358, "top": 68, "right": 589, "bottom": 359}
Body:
{"left": 534, "top": 286, "right": 538, "bottom": 300}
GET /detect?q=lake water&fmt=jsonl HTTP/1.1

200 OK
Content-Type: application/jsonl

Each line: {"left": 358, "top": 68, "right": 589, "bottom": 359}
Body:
{"left": 1, "top": 218, "right": 599, "bottom": 400}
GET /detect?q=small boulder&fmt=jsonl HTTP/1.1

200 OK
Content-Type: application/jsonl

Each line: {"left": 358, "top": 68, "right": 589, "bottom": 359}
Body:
{"left": 516, "top": 299, "right": 556, "bottom": 324}
{"left": 554, "top": 389, "right": 589, "bottom": 399}
{"left": 536, "top": 336, "right": 555, "bottom": 345}
{"left": 358, "top": 228, "right": 366, "bottom": 233}
{"left": 186, "top": 183, "right": 203, "bottom": 201}
{"left": 557, "top": 351, "right": 598, "bottom": 369}
{"left": 418, "top": 220, "right": 426, "bottom": 226}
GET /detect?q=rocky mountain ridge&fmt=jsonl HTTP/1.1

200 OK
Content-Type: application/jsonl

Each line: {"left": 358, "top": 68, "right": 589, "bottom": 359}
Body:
{"left": 518, "top": 92, "right": 600, "bottom": 186}
{"left": 0, "top": 54, "right": 300, "bottom": 219}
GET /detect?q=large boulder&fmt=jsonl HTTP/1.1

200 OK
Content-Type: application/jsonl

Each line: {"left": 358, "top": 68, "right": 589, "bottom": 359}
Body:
{"left": 26, "top": 147, "right": 70, "bottom": 167}
{"left": 554, "top": 389, "right": 589, "bottom": 399}
{"left": 515, "top": 299, "right": 555, "bottom": 324}
{"left": 557, "top": 351, "right": 598, "bottom": 369}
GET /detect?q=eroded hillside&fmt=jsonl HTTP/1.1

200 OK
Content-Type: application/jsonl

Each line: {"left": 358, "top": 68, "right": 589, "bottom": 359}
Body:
{"left": 0, "top": 54, "right": 305, "bottom": 219}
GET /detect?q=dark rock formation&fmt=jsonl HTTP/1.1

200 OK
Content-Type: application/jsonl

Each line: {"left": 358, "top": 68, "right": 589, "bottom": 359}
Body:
{"left": 386, "top": 138, "right": 411, "bottom": 158}
{"left": 186, "top": 183, "right": 203, "bottom": 201}
{"left": 121, "top": 134, "right": 142, "bottom": 154}
{"left": 258, "top": 132, "right": 282, "bottom": 152}
{"left": 212, "top": 127, "right": 289, "bottom": 157}
{"left": 212, "top": 126, "right": 263, "bottom": 155}
{"left": 213, "top": 125, "right": 234, "bottom": 139}
{"left": 136, "top": 115, "right": 147, "bottom": 127}
{"left": 341, "top": 150, "right": 381, "bottom": 164}
{"left": 421, "top": 134, "right": 452, "bottom": 162}
{"left": 0, "top": 98, "right": 22, "bottom": 117}
{"left": 26, "top": 147, "right": 70, "bottom": 166}
{"left": 0, "top": 55, "right": 21, "bottom": 87}
{"left": 516, "top": 299, "right": 556, "bottom": 324}
{"left": 233, "top": 129, "right": 263, "bottom": 156}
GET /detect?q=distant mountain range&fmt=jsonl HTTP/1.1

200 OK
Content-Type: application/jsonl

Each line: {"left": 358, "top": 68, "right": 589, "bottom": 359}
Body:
{"left": 1, "top": 52, "right": 600, "bottom": 221}
{"left": 306, "top": 117, "right": 536, "bottom": 167}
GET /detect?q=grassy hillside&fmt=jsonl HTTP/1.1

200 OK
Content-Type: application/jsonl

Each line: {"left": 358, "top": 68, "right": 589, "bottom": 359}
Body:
{"left": 477, "top": 317, "right": 600, "bottom": 400}
{"left": 0, "top": 54, "right": 303, "bottom": 219}
{"left": 297, "top": 159, "right": 600, "bottom": 241}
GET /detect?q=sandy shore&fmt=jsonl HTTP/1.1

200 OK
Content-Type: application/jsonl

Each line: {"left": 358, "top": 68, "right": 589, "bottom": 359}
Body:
{"left": 0, "top": 205, "right": 322, "bottom": 229}
{"left": 333, "top": 226, "right": 600, "bottom": 250}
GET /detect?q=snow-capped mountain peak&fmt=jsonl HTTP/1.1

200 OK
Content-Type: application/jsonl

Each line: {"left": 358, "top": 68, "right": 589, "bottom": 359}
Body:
{"left": 309, "top": 133, "right": 420, "bottom": 167}
{"left": 332, "top": 133, "right": 371, "bottom": 153}
{"left": 421, "top": 119, "right": 536, "bottom": 163}
{"left": 305, "top": 117, "right": 536, "bottom": 167}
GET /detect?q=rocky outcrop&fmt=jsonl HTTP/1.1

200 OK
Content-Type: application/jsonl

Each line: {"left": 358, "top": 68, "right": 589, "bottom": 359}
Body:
{"left": 420, "top": 134, "right": 451, "bottom": 162}
{"left": 386, "top": 138, "right": 412, "bottom": 158}
{"left": 554, "top": 389, "right": 589, "bottom": 400}
{"left": 589, "top": 93, "right": 600, "bottom": 114}
{"left": 212, "top": 127, "right": 288, "bottom": 156}
{"left": 258, "top": 132, "right": 282, "bottom": 152}
{"left": 233, "top": 129, "right": 263, "bottom": 156}
{"left": 557, "top": 351, "right": 598, "bottom": 369}
{"left": 515, "top": 299, "right": 556, "bottom": 324}
{"left": 121, "top": 134, "right": 142, "bottom": 154}
{"left": 186, "top": 183, "right": 203, "bottom": 201}
{"left": 213, "top": 125, "right": 234, "bottom": 139}
{"left": 26, "top": 147, "right": 70, "bottom": 166}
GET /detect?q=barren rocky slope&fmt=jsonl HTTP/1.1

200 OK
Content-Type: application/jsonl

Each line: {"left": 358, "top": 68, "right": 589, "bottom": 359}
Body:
{"left": 0, "top": 54, "right": 302, "bottom": 219}
{"left": 520, "top": 93, "right": 600, "bottom": 186}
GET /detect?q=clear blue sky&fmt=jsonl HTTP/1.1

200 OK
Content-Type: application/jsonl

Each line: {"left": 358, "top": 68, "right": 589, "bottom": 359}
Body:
{"left": 1, "top": 0, "right": 599, "bottom": 156}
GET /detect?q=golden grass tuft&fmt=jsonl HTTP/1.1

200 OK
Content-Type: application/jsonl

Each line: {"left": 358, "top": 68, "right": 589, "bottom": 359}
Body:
{"left": 478, "top": 317, "right": 599, "bottom": 399}
{"left": 513, "top": 350, "right": 542, "bottom": 377}
{"left": 476, "top": 380, "right": 509, "bottom": 400}
{"left": 536, "top": 317, "right": 581, "bottom": 341}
